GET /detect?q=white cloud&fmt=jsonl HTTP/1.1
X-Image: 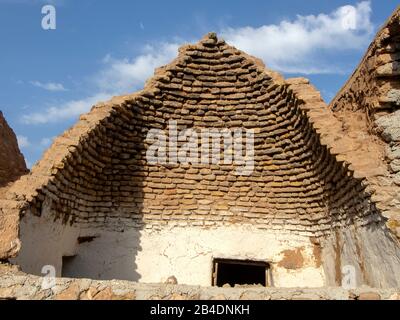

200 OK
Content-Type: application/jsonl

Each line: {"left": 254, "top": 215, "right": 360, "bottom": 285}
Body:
{"left": 21, "top": 93, "right": 111, "bottom": 124}
{"left": 95, "top": 42, "right": 180, "bottom": 94}
{"left": 92, "top": 1, "right": 374, "bottom": 86}
{"left": 17, "top": 135, "right": 30, "bottom": 148}
{"left": 30, "top": 81, "right": 68, "bottom": 92}
{"left": 221, "top": 1, "right": 373, "bottom": 74}
{"left": 21, "top": 2, "right": 374, "bottom": 125}
{"left": 22, "top": 42, "right": 180, "bottom": 124}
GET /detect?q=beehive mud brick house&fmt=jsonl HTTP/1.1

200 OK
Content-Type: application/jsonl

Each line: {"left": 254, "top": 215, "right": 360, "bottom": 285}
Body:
{"left": 1, "top": 7, "right": 400, "bottom": 299}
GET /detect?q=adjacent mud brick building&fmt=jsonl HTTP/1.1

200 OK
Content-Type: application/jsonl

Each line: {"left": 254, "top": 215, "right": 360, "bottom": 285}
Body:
{"left": 0, "top": 112, "right": 27, "bottom": 191}
{"left": 1, "top": 7, "right": 400, "bottom": 297}
{"left": 0, "top": 111, "right": 27, "bottom": 261}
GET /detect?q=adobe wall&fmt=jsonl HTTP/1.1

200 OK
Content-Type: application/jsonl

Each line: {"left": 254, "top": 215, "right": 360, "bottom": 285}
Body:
{"left": 5, "top": 34, "right": 379, "bottom": 238}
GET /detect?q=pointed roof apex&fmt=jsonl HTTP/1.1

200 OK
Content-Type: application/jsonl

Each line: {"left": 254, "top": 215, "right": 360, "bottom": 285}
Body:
{"left": 203, "top": 32, "right": 218, "bottom": 41}
{"left": 200, "top": 32, "right": 224, "bottom": 46}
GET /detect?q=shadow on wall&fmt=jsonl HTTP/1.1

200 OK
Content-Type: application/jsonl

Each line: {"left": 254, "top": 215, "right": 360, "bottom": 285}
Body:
{"left": 60, "top": 228, "right": 144, "bottom": 282}
{"left": 15, "top": 209, "right": 145, "bottom": 282}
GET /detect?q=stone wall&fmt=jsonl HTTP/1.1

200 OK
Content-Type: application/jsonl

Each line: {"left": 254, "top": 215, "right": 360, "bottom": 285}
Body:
{"left": 0, "top": 264, "right": 399, "bottom": 300}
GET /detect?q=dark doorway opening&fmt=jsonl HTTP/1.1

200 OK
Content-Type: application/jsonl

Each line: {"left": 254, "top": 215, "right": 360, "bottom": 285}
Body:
{"left": 212, "top": 258, "right": 270, "bottom": 287}
{"left": 62, "top": 255, "right": 77, "bottom": 278}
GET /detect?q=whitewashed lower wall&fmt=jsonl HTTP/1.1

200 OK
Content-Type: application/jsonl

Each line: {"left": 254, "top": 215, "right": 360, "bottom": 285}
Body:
{"left": 14, "top": 201, "right": 325, "bottom": 288}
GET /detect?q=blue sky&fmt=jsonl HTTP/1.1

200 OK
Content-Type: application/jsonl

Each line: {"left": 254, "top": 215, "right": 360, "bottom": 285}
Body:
{"left": 0, "top": 0, "right": 398, "bottom": 167}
